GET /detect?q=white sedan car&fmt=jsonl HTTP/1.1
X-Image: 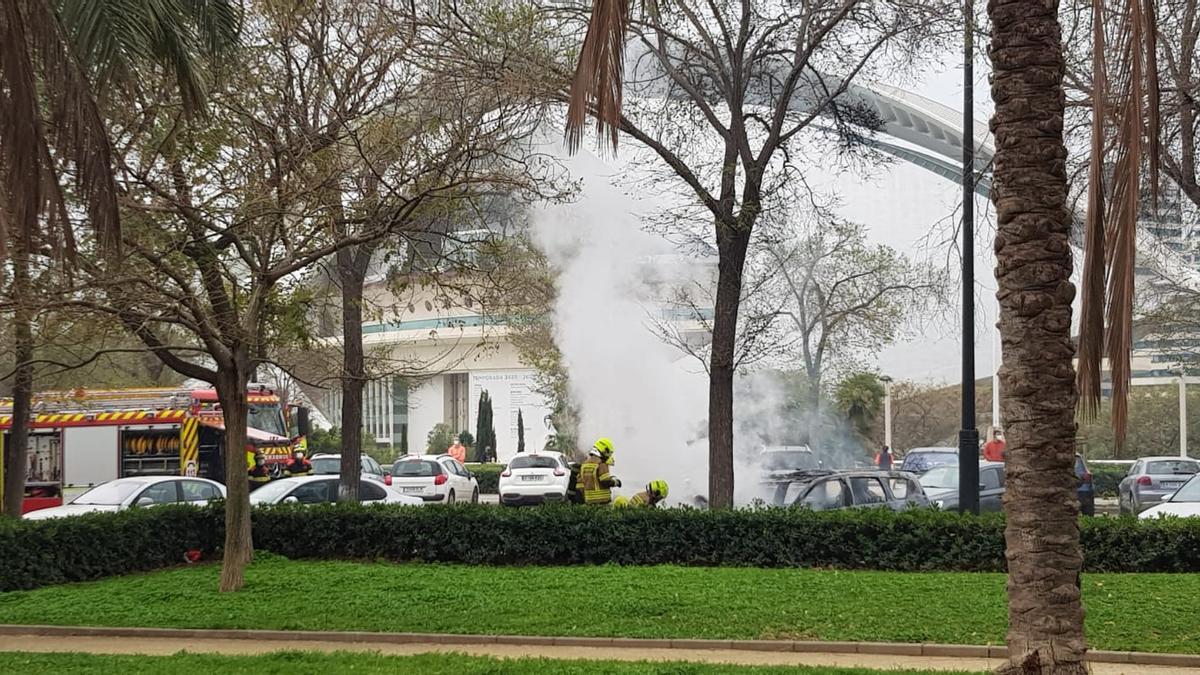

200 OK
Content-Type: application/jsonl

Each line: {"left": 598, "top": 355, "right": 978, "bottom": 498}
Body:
{"left": 389, "top": 454, "right": 479, "bottom": 504}
{"left": 1139, "top": 473, "right": 1200, "bottom": 519}
{"left": 23, "top": 476, "right": 226, "bottom": 520}
{"left": 498, "top": 451, "right": 572, "bottom": 506}
{"left": 249, "top": 475, "right": 422, "bottom": 506}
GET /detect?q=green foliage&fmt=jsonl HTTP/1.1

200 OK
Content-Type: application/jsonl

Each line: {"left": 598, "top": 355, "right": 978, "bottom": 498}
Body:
{"left": 834, "top": 372, "right": 886, "bottom": 437}
{"left": 458, "top": 430, "right": 475, "bottom": 450}
{"left": 1077, "top": 386, "right": 1200, "bottom": 459}
{"left": 470, "top": 463, "right": 503, "bottom": 493}
{"left": 306, "top": 427, "right": 342, "bottom": 455}
{"left": 1086, "top": 462, "right": 1134, "bottom": 498}
{"left": 0, "top": 653, "right": 979, "bottom": 675}
{"left": 6, "top": 505, "right": 1200, "bottom": 593}
{"left": 474, "top": 390, "right": 496, "bottom": 462}
{"left": 517, "top": 409, "right": 526, "bottom": 453}
{"left": 426, "top": 423, "right": 456, "bottom": 454}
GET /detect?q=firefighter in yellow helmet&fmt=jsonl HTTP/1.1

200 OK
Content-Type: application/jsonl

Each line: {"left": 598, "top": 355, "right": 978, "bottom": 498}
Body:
{"left": 626, "top": 479, "right": 669, "bottom": 508}
{"left": 576, "top": 437, "right": 620, "bottom": 505}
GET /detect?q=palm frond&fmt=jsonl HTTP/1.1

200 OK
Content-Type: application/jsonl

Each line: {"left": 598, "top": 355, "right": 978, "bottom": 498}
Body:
{"left": 1078, "top": 0, "right": 1161, "bottom": 446}
{"left": 565, "top": 0, "right": 630, "bottom": 154}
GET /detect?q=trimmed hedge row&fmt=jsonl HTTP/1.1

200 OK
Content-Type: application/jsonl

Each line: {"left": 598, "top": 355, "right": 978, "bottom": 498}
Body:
{"left": 1089, "top": 463, "right": 1127, "bottom": 498}
{"left": 469, "top": 464, "right": 503, "bottom": 493}
{"left": 5, "top": 504, "right": 1200, "bottom": 592}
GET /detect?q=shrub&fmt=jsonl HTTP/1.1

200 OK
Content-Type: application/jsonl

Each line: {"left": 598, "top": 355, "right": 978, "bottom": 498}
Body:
{"left": 469, "top": 463, "right": 503, "bottom": 493}
{"left": 6, "top": 505, "right": 1200, "bottom": 592}
{"left": 0, "top": 505, "right": 220, "bottom": 591}
{"left": 1089, "top": 463, "right": 1127, "bottom": 498}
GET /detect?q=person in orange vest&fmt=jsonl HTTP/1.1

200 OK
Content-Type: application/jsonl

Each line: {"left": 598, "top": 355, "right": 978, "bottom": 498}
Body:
{"left": 983, "top": 428, "right": 1006, "bottom": 462}
{"left": 447, "top": 436, "right": 467, "bottom": 464}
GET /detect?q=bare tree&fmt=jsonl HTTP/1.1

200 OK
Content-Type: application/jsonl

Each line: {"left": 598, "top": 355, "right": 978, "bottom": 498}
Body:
{"left": 76, "top": 0, "right": 542, "bottom": 591}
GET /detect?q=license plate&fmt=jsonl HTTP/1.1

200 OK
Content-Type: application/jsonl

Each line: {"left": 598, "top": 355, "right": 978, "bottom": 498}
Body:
{"left": 1163, "top": 482, "right": 1182, "bottom": 489}
{"left": 522, "top": 475, "right": 542, "bottom": 482}
{"left": 402, "top": 487, "right": 423, "bottom": 493}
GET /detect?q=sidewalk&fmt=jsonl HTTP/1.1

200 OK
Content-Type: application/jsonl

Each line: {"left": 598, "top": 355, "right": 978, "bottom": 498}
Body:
{"left": 1, "top": 626, "right": 1197, "bottom": 674}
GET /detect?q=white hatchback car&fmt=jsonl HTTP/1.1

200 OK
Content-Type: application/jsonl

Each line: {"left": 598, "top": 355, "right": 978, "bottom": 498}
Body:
{"left": 498, "top": 451, "right": 571, "bottom": 506}
{"left": 23, "top": 476, "right": 226, "bottom": 520}
{"left": 249, "top": 475, "right": 422, "bottom": 506}
{"left": 389, "top": 454, "right": 479, "bottom": 504}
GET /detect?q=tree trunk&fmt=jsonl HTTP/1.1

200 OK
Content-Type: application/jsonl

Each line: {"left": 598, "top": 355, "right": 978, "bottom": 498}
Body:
{"left": 1, "top": 249, "right": 33, "bottom": 518}
{"left": 708, "top": 223, "right": 751, "bottom": 508}
{"left": 337, "top": 245, "right": 372, "bottom": 502}
{"left": 989, "top": 0, "right": 1087, "bottom": 670}
{"left": 216, "top": 357, "right": 253, "bottom": 592}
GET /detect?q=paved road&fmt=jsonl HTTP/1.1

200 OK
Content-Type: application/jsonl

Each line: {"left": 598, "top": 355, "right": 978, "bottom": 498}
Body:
{"left": 0, "top": 634, "right": 1192, "bottom": 674}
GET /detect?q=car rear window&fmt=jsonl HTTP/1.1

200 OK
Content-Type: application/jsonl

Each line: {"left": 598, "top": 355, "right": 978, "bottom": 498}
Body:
{"left": 311, "top": 458, "right": 340, "bottom": 474}
{"left": 901, "top": 452, "right": 957, "bottom": 473}
{"left": 1147, "top": 460, "right": 1200, "bottom": 475}
{"left": 509, "top": 455, "right": 559, "bottom": 470}
{"left": 393, "top": 460, "right": 441, "bottom": 477}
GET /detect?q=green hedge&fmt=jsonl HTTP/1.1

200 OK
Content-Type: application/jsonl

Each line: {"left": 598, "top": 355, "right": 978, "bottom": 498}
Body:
{"left": 1089, "top": 463, "right": 1127, "bottom": 498}
{"left": 468, "top": 463, "right": 503, "bottom": 493}
{"left": 6, "top": 504, "right": 1200, "bottom": 592}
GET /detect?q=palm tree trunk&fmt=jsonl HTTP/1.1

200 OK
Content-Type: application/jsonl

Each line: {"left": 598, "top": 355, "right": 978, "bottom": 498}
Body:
{"left": 989, "top": 0, "right": 1087, "bottom": 671}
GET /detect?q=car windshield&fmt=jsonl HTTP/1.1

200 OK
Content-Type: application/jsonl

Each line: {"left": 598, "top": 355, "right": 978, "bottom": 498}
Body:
{"left": 1147, "top": 460, "right": 1200, "bottom": 475}
{"left": 73, "top": 479, "right": 146, "bottom": 505}
{"left": 902, "top": 451, "right": 957, "bottom": 472}
{"left": 393, "top": 459, "right": 441, "bottom": 477}
{"left": 249, "top": 480, "right": 296, "bottom": 504}
{"left": 919, "top": 467, "right": 959, "bottom": 490}
{"left": 1168, "top": 476, "right": 1200, "bottom": 502}
{"left": 310, "top": 458, "right": 340, "bottom": 474}
{"left": 509, "top": 455, "right": 559, "bottom": 470}
{"left": 247, "top": 404, "right": 286, "bottom": 437}
{"left": 762, "top": 450, "right": 817, "bottom": 471}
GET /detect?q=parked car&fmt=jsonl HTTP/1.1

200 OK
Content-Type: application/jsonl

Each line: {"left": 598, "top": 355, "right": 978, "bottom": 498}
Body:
{"left": 1119, "top": 456, "right": 1200, "bottom": 514}
{"left": 23, "top": 476, "right": 225, "bottom": 520}
{"left": 919, "top": 462, "right": 1006, "bottom": 512}
{"left": 1075, "top": 453, "right": 1096, "bottom": 516}
{"left": 248, "top": 475, "right": 421, "bottom": 506}
{"left": 498, "top": 451, "right": 572, "bottom": 506}
{"left": 776, "top": 470, "right": 928, "bottom": 511}
{"left": 1139, "top": 472, "right": 1200, "bottom": 519}
{"left": 390, "top": 454, "right": 480, "bottom": 503}
{"left": 898, "top": 447, "right": 958, "bottom": 475}
{"left": 310, "top": 453, "right": 387, "bottom": 483}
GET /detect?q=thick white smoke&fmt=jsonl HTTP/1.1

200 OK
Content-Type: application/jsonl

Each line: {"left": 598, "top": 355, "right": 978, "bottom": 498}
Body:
{"left": 530, "top": 150, "right": 710, "bottom": 505}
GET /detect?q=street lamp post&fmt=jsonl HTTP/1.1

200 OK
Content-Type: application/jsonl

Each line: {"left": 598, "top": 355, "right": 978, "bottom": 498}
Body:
{"left": 1179, "top": 368, "right": 1188, "bottom": 458}
{"left": 958, "top": 0, "right": 980, "bottom": 515}
{"left": 880, "top": 375, "right": 893, "bottom": 450}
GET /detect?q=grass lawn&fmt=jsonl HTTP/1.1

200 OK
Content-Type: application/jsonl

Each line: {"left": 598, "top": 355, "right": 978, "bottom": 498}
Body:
{"left": 0, "top": 651, "right": 982, "bottom": 675}
{"left": 0, "top": 557, "right": 1195, "bottom": 654}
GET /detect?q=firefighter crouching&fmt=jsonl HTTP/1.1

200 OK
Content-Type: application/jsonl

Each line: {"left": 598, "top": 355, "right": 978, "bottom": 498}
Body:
{"left": 248, "top": 451, "right": 271, "bottom": 491}
{"left": 617, "top": 479, "right": 669, "bottom": 508}
{"left": 577, "top": 438, "right": 620, "bottom": 505}
{"left": 284, "top": 449, "right": 313, "bottom": 477}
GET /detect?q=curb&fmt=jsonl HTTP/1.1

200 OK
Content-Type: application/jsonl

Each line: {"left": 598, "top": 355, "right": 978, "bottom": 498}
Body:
{"left": 1, "top": 625, "right": 1197, "bottom": 668}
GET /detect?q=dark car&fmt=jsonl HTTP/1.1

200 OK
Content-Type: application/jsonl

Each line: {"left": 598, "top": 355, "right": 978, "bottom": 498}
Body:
{"left": 920, "top": 461, "right": 1006, "bottom": 512}
{"left": 898, "top": 447, "right": 958, "bottom": 475}
{"left": 1076, "top": 454, "right": 1095, "bottom": 516}
{"left": 775, "top": 470, "right": 929, "bottom": 511}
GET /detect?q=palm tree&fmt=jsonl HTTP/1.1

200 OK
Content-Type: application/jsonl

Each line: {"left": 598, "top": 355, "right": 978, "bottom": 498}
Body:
{"left": 0, "top": 0, "right": 238, "bottom": 517}
{"left": 990, "top": 0, "right": 1157, "bottom": 670}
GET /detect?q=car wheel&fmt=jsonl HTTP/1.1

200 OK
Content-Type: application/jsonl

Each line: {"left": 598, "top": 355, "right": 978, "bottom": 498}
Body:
{"left": 471, "top": 487, "right": 479, "bottom": 504}
{"left": 447, "top": 489, "right": 456, "bottom": 505}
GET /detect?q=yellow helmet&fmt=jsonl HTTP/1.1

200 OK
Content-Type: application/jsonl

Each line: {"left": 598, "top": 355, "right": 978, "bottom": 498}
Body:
{"left": 593, "top": 437, "right": 615, "bottom": 463}
{"left": 649, "top": 479, "right": 669, "bottom": 499}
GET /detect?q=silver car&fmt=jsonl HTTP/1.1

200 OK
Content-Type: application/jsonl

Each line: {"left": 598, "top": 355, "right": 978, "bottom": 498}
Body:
{"left": 1118, "top": 456, "right": 1200, "bottom": 514}
{"left": 24, "top": 476, "right": 226, "bottom": 520}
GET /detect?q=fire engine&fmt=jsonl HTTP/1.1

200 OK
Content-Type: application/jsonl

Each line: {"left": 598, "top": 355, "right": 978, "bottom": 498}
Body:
{"left": 0, "top": 384, "right": 310, "bottom": 513}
